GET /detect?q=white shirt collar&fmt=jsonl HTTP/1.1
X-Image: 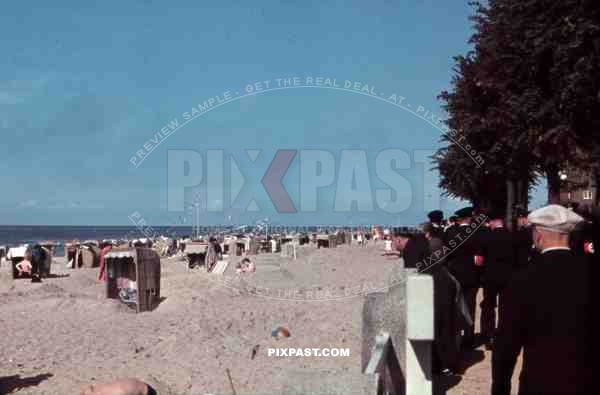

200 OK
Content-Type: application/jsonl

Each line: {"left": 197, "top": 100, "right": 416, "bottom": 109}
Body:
{"left": 541, "top": 246, "right": 571, "bottom": 254}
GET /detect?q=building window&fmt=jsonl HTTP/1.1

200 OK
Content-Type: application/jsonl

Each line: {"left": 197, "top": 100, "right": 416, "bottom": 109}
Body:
{"left": 583, "top": 190, "right": 593, "bottom": 200}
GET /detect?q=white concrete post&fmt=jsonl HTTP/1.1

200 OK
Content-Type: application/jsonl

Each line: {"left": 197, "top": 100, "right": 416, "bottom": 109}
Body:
{"left": 406, "top": 274, "right": 434, "bottom": 395}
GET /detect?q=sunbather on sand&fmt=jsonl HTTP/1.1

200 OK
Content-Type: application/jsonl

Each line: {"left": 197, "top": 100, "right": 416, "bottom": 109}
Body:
{"left": 79, "top": 377, "right": 156, "bottom": 395}
{"left": 15, "top": 259, "right": 32, "bottom": 276}
{"left": 236, "top": 257, "right": 256, "bottom": 273}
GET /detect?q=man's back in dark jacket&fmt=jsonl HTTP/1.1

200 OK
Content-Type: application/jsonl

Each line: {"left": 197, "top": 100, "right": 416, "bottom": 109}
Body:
{"left": 481, "top": 227, "right": 516, "bottom": 287}
{"left": 403, "top": 233, "right": 430, "bottom": 270}
{"left": 492, "top": 249, "right": 593, "bottom": 395}
{"left": 513, "top": 227, "right": 535, "bottom": 269}
{"left": 445, "top": 224, "right": 484, "bottom": 287}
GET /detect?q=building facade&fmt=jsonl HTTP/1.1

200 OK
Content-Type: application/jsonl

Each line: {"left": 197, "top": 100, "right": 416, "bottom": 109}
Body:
{"left": 559, "top": 170, "right": 597, "bottom": 206}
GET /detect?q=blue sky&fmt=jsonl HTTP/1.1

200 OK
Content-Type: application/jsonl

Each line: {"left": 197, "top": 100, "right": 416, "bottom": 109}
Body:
{"left": 0, "top": 0, "right": 545, "bottom": 226}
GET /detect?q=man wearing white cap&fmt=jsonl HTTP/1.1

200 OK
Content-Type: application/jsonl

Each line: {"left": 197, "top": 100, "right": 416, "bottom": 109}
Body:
{"left": 492, "top": 204, "right": 593, "bottom": 395}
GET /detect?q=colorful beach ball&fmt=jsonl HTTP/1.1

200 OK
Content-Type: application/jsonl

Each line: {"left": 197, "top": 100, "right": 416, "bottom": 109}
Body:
{"left": 271, "top": 326, "right": 290, "bottom": 339}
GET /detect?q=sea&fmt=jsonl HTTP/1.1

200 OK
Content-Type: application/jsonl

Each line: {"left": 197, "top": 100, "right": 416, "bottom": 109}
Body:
{"left": 0, "top": 224, "right": 389, "bottom": 256}
{"left": 0, "top": 226, "right": 191, "bottom": 256}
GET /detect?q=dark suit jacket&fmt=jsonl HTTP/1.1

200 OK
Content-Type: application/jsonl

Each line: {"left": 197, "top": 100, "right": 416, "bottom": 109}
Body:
{"left": 403, "top": 233, "right": 430, "bottom": 270}
{"left": 514, "top": 227, "right": 535, "bottom": 269}
{"left": 492, "top": 249, "right": 593, "bottom": 395}
{"left": 445, "top": 224, "right": 485, "bottom": 287}
{"left": 481, "top": 227, "right": 516, "bottom": 287}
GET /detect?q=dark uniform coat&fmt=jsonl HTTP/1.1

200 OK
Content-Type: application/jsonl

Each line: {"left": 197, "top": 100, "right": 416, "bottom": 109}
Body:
{"left": 402, "top": 233, "right": 430, "bottom": 270}
{"left": 492, "top": 249, "right": 593, "bottom": 395}
{"left": 481, "top": 227, "right": 516, "bottom": 287}
{"left": 479, "top": 226, "right": 517, "bottom": 340}
{"left": 427, "top": 236, "right": 460, "bottom": 371}
{"left": 445, "top": 223, "right": 486, "bottom": 346}
{"left": 513, "top": 227, "right": 535, "bottom": 269}
{"left": 445, "top": 224, "right": 485, "bottom": 288}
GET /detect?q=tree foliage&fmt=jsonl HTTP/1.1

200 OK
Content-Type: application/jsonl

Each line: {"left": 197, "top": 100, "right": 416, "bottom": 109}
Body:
{"left": 437, "top": 0, "right": 600, "bottom": 213}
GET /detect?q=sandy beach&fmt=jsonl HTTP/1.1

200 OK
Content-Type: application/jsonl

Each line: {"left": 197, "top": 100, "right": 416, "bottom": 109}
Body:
{"left": 1, "top": 242, "right": 400, "bottom": 394}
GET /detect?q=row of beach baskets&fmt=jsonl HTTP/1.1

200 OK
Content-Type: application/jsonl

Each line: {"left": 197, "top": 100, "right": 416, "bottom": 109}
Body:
{"left": 6, "top": 244, "right": 161, "bottom": 314}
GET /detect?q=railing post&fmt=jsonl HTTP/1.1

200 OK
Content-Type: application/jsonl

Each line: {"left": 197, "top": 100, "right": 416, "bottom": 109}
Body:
{"left": 406, "top": 275, "right": 434, "bottom": 395}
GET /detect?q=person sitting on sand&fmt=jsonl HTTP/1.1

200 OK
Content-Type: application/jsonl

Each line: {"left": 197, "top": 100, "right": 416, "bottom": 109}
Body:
{"left": 15, "top": 258, "right": 32, "bottom": 276}
{"left": 80, "top": 377, "right": 156, "bottom": 395}
{"left": 236, "top": 257, "right": 256, "bottom": 273}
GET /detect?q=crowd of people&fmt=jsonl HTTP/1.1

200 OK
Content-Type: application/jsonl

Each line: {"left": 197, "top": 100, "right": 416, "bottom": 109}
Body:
{"left": 394, "top": 203, "right": 598, "bottom": 394}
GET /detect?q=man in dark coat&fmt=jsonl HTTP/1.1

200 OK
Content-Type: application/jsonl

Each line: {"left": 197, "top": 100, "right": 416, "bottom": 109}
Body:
{"left": 492, "top": 205, "right": 593, "bottom": 395}
{"left": 396, "top": 230, "right": 431, "bottom": 271}
{"left": 30, "top": 244, "right": 46, "bottom": 283}
{"left": 445, "top": 206, "right": 486, "bottom": 349}
{"left": 513, "top": 206, "right": 535, "bottom": 269}
{"left": 427, "top": 210, "right": 445, "bottom": 237}
{"left": 479, "top": 210, "right": 516, "bottom": 350}
{"left": 422, "top": 223, "right": 460, "bottom": 376}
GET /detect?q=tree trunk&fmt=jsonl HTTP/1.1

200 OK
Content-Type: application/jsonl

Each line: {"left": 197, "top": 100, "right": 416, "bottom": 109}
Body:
{"left": 506, "top": 179, "right": 515, "bottom": 231}
{"left": 546, "top": 164, "right": 561, "bottom": 204}
{"left": 516, "top": 178, "right": 528, "bottom": 210}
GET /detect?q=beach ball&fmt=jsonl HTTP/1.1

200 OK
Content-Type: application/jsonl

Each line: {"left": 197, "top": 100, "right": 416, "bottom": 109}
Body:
{"left": 271, "top": 326, "right": 290, "bottom": 339}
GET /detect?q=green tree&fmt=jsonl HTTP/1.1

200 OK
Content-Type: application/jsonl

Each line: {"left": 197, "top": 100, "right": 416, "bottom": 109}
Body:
{"left": 437, "top": 0, "right": 600, "bottom": 218}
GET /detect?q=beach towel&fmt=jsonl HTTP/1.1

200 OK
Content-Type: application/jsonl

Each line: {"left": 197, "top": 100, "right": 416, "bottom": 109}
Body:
{"left": 119, "top": 288, "right": 137, "bottom": 304}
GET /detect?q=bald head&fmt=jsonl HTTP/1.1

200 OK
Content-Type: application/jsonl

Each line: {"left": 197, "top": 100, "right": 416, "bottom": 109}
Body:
{"left": 532, "top": 226, "right": 570, "bottom": 251}
{"left": 79, "top": 378, "right": 150, "bottom": 395}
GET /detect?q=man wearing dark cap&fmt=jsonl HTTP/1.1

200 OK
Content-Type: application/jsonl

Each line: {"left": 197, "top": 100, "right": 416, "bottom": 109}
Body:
{"left": 395, "top": 228, "right": 430, "bottom": 270}
{"left": 445, "top": 206, "right": 485, "bottom": 349}
{"left": 427, "top": 210, "right": 445, "bottom": 236}
{"left": 492, "top": 205, "right": 593, "bottom": 395}
{"left": 479, "top": 209, "right": 515, "bottom": 350}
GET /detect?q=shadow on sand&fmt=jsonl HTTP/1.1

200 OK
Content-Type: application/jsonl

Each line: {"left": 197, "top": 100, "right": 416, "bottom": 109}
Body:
{"left": 457, "top": 349, "right": 486, "bottom": 374}
{"left": 434, "top": 348, "right": 486, "bottom": 394}
{"left": 0, "top": 373, "right": 53, "bottom": 393}
{"left": 47, "top": 273, "right": 71, "bottom": 279}
{"left": 434, "top": 373, "right": 462, "bottom": 395}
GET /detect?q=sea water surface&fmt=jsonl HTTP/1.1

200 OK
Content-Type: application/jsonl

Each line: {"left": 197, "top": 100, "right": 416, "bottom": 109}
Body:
{"left": 0, "top": 226, "right": 194, "bottom": 247}
{"left": 0, "top": 225, "right": 366, "bottom": 246}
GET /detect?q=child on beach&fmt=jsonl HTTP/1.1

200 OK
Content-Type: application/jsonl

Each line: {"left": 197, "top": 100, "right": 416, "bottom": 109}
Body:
{"left": 356, "top": 232, "right": 363, "bottom": 247}
{"left": 236, "top": 257, "right": 256, "bottom": 273}
{"left": 15, "top": 258, "right": 32, "bottom": 276}
{"left": 384, "top": 237, "right": 393, "bottom": 255}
